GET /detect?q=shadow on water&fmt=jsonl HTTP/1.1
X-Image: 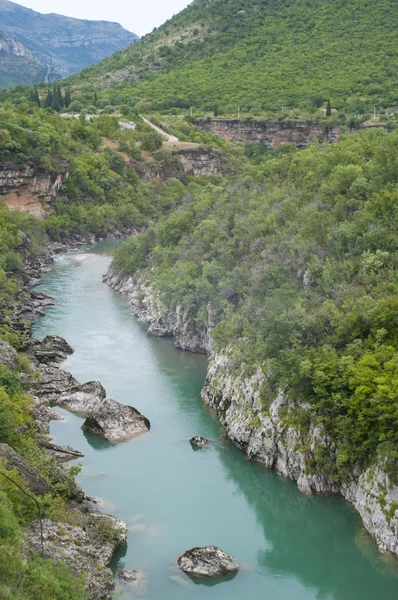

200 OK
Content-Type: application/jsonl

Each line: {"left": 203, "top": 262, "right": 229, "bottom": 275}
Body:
{"left": 186, "top": 572, "right": 238, "bottom": 587}
{"left": 214, "top": 442, "right": 398, "bottom": 600}
{"left": 82, "top": 430, "right": 114, "bottom": 451}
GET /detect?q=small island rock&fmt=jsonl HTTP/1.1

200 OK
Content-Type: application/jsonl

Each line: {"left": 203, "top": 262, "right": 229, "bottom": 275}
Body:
{"left": 177, "top": 546, "right": 240, "bottom": 577}
{"left": 190, "top": 436, "right": 209, "bottom": 448}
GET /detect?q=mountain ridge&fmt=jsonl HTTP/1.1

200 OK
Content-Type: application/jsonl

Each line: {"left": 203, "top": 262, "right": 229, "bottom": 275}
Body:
{"left": 0, "top": 0, "right": 138, "bottom": 87}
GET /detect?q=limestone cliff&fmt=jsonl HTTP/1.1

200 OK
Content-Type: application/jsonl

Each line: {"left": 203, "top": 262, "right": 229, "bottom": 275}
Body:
{"left": 0, "top": 164, "right": 68, "bottom": 218}
{"left": 133, "top": 146, "right": 228, "bottom": 182}
{"left": 195, "top": 118, "right": 342, "bottom": 149}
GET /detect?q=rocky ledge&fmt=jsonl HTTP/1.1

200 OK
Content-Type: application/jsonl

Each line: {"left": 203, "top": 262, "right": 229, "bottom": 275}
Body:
{"left": 178, "top": 546, "right": 240, "bottom": 578}
{"left": 202, "top": 351, "right": 398, "bottom": 557}
{"left": 23, "top": 516, "right": 127, "bottom": 600}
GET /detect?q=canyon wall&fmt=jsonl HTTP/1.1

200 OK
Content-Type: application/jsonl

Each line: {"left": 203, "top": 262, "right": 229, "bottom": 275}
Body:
{"left": 105, "top": 271, "right": 398, "bottom": 558}
{"left": 195, "top": 118, "right": 342, "bottom": 148}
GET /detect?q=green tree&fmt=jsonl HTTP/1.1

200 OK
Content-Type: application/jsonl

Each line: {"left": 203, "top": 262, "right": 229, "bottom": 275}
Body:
{"left": 326, "top": 98, "right": 332, "bottom": 116}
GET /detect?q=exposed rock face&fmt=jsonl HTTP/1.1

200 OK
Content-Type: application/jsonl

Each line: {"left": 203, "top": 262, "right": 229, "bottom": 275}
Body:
{"left": 0, "top": 443, "right": 51, "bottom": 495}
{"left": 195, "top": 118, "right": 342, "bottom": 149}
{"left": 178, "top": 546, "right": 240, "bottom": 577}
{"left": 31, "top": 365, "right": 79, "bottom": 402}
{"left": 23, "top": 516, "right": 127, "bottom": 600}
{"left": 0, "top": 339, "right": 18, "bottom": 370}
{"left": 41, "top": 442, "right": 84, "bottom": 462}
{"left": 190, "top": 436, "right": 209, "bottom": 448}
{"left": 0, "top": 0, "right": 138, "bottom": 87}
{"left": 118, "top": 569, "right": 148, "bottom": 595}
{"left": 104, "top": 272, "right": 212, "bottom": 354}
{"left": 82, "top": 399, "right": 150, "bottom": 444}
{"left": 132, "top": 146, "right": 227, "bottom": 182}
{"left": 202, "top": 352, "right": 398, "bottom": 557}
{"left": 0, "top": 165, "right": 69, "bottom": 219}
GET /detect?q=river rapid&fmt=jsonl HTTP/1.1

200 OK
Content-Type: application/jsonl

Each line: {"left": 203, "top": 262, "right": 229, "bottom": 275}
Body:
{"left": 32, "top": 242, "right": 398, "bottom": 600}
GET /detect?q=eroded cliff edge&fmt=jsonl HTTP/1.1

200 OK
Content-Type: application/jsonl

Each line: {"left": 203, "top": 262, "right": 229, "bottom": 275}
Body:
{"left": 105, "top": 271, "right": 398, "bottom": 558}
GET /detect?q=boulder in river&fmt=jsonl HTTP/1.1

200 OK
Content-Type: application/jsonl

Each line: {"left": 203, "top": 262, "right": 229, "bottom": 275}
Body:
{"left": 190, "top": 436, "right": 209, "bottom": 448}
{"left": 177, "top": 546, "right": 240, "bottom": 578}
{"left": 32, "top": 365, "right": 79, "bottom": 402}
{"left": 118, "top": 569, "right": 148, "bottom": 595}
{"left": 0, "top": 339, "right": 18, "bottom": 371}
{"left": 32, "top": 335, "right": 74, "bottom": 365}
{"left": 82, "top": 399, "right": 150, "bottom": 444}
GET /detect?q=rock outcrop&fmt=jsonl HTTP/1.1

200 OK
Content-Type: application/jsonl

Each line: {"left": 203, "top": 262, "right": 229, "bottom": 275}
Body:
{"left": 195, "top": 117, "right": 342, "bottom": 148}
{"left": 132, "top": 146, "right": 228, "bottom": 182}
{"left": 31, "top": 335, "right": 74, "bottom": 365}
{"left": 23, "top": 516, "right": 127, "bottom": 600}
{"left": 178, "top": 546, "right": 240, "bottom": 577}
{"left": 0, "top": 339, "right": 18, "bottom": 370}
{"left": 0, "top": 165, "right": 69, "bottom": 219}
{"left": 0, "top": 443, "right": 51, "bottom": 495}
{"left": 104, "top": 272, "right": 212, "bottom": 354}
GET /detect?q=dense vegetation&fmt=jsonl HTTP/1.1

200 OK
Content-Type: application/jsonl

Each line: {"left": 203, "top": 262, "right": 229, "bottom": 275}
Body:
{"left": 113, "top": 128, "right": 398, "bottom": 479}
{"left": 67, "top": 0, "right": 398, "bottom": 117}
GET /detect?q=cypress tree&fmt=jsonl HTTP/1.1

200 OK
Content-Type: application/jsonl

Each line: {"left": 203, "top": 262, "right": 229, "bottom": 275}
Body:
{"left": 326, "top": 98, "right": 332, "bottom": 117}
{"left": 44, "top": 89, "right": 53, "bottom": 109}
{"left": 93, "top": 91, "right": 98, "bottom": 106}
{"left": 33, "top": 84, "right": 41, "bottom": 107}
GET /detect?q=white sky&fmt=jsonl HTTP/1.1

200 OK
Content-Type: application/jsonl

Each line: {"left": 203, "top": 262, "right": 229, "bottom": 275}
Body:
{"left": 10, "top": 0, "right": 192, "bottom": 36}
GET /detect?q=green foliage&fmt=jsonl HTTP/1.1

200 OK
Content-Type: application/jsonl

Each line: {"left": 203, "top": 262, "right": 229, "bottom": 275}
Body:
{"left": 113, "top": 128, "right": 398, "bottom": 476}
{"left": 0, "top": 493, "right": 85, "bottom": 600}
{"left": 141, "top": 132, "right": 163, "bottom": 151}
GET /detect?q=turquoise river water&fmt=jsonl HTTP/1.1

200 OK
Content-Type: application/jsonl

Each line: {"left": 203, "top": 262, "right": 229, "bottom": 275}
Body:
{"left": 32, "top": 243, "right": 398, "bottom": 600}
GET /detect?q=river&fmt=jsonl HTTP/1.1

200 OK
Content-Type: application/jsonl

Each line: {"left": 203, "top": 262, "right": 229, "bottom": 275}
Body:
{"left": 32, "top": 242, "right": 398, "bottom": 600}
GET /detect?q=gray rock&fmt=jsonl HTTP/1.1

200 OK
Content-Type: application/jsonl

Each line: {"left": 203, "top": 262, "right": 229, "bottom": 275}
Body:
{"left": 32, "top": 366, "right": 79, "bottom": 401}
{"left": 190, "top": 436, "right": 209, "bottom": 448}
{"left": 32, "top": 403, "right": 63, "bottom": 434}
{"left": 57, "top": 381, "right": 106, "bottom": 413}
{"left": 118, "top": 569, "right": 148, "bottom": 595}
{"left": 41, "top": 442, "right": 84, "bottom": 462}
{"left": 82, "top": 399, "right": 150, "bottom": 444}
{"left": 33, "top": 335, "right": 74, "bottom": 365}
{"left": 23, "top": 516, "right": 127, "bottom": 600}
{"left": 0, "top": 443, "right": 51, "bottom": 495}
{"left": 178, "top": 546, "right": 240, "bottom": 577}
{"left": 0, "top": 339, "right": 18, "bottom": 371}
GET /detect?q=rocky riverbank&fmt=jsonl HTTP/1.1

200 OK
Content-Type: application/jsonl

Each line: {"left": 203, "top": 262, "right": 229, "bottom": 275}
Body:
{"left": 0, "top": 228, "right": 147, "bottom": 599}
{"left": 104, "top": 270, "right": 398, "bottom": 559}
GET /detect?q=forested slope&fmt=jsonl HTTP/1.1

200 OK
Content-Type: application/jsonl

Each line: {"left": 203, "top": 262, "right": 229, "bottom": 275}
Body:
{"left": 113, "top": 128, "right": 398, "bottom": 478}
{"left": 70, "top": 0, "right": 398, "bottom": 115}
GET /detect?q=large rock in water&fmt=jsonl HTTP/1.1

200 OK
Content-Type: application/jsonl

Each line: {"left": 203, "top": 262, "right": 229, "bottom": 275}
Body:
{"left": 82, "top": 399, "right": 150, "bottom": 444}
{"left": 177, "top": 546, "right": 240, "bottom": 577}
{"left": 0, "top": 443, "right": 51, "bottom": 495}
{"left": 32, "top": 335, "right": 74, "bottom": 365}
{"left": 23, "top": 516, "right": 127, "bottom": 600}
{"left": 0, "top": 339, "right": 18, "bottom": 371}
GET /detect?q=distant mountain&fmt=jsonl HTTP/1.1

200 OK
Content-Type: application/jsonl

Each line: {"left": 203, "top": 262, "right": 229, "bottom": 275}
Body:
{"left": 69, "top": 0, "right": 398, "bottom": 115}
{"left": 0, "top": 0, "right": 138, "bottom": 87}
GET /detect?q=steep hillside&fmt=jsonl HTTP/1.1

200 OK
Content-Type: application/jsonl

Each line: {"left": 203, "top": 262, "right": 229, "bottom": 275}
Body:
{"left": 0, "top": 0, "right": 138, "bottom": 87}
{"left": 69, "top": 0, "right": 398, "bottom": 116}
